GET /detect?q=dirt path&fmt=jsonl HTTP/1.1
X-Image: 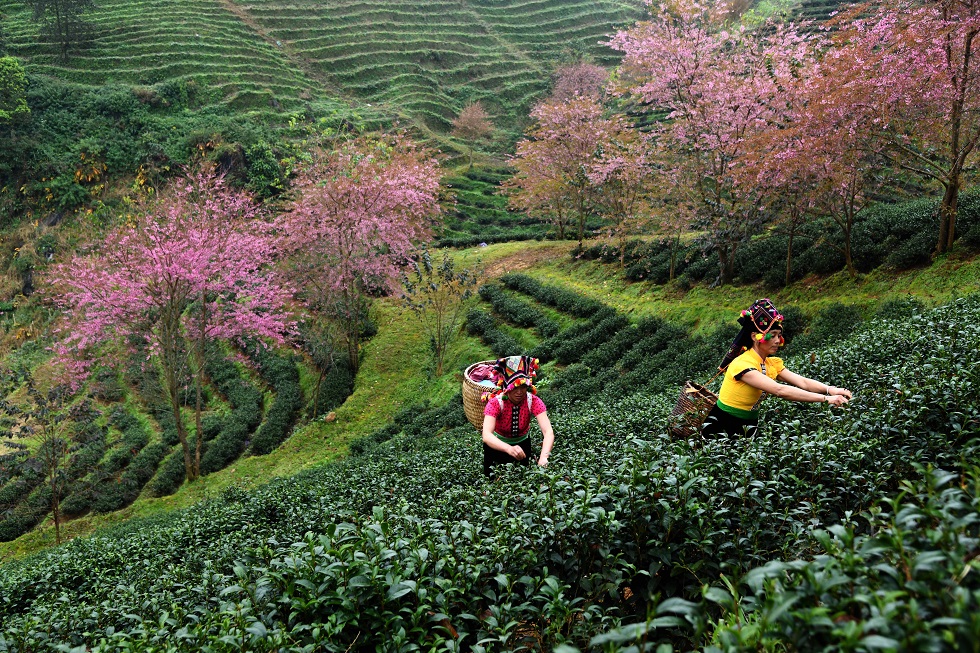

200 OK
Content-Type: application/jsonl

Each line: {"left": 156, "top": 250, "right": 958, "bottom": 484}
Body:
{"left": 481, "top": 243, "right": 571, "bottom": 279}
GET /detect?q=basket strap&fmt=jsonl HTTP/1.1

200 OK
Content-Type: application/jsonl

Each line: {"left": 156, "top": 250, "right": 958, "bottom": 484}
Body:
{"left": 701, "top": 368, "right": 724, "bottom": 392}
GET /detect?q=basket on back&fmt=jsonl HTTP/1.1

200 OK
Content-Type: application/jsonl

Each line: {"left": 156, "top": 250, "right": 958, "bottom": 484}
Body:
{"left": 462, "top": 360, "right": 496, "bottom": 430}
{"left": 667, "top": 381, "right": 718, "bottom": 438}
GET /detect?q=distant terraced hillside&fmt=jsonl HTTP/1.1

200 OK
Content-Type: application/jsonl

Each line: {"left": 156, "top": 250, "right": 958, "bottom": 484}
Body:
{"left": 0, "top": 0, "right": 645, "bottom": 131}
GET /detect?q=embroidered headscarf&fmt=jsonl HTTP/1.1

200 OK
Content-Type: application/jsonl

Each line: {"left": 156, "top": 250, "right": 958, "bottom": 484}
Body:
{"left": 481, "top": 355, "right": 540, "bottom": 403}
{"left": 718, "top": 298, "right": 784, "bottom": 371}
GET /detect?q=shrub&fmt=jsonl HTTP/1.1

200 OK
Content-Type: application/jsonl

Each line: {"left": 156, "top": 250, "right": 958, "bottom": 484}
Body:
{"left": 248, "top": 347, "right": 303, "bottom": 456}
{"left": 310, "top": 357, "right": 355, "bottom": 419}
{"left": 466, "top": 309, "right": 524, "bottom": 357}
{"left": 789, "top": 302, "right": 864, "bottom": 354}
{"left": 199, "top": 354, "right": 263, "bottom": 474}
{"left": 147, "top": 447, "right": 187, "bottom": 498}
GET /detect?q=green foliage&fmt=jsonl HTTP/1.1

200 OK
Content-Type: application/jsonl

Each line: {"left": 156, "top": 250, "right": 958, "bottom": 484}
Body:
{"left": 147, "top": 447, "right": 187, "bottom": 498}
{"left": 401, "top": 248, "right": 479, "bottom": 375}
{"left": 500, "top": 273, "right": 606, "bottom": 317}
{"left": 199, "top": 355, "right": 263, "bottom": 475}
{"left": 0, "top": 56, "right": 29, "bottom": 125}
{"left": 0, "top": 296, "right": 979, "bottom": 649}
{"left": 788, "top": 302, "right": 865, "bottom": 355}
{"left": 478, "top": 283, "right": 560, "bottom": 337}
{"left": 309, "top": 357, "right": 354, "bottom": 420}
{"left": 247, "top": 346, "right": 303, "bottom": 456}
{"left": 594, "top": 191, "right": 980, "bottom": 291}
{"left": 465, "top": 308, "right": 525, "bottom": 357}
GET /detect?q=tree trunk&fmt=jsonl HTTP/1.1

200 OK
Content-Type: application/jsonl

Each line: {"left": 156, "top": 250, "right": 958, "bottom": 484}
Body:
{"left": 312, "top": 368, "right": 325, "bottom": 419}
{"left": 49, "top": 463, "right": 61, "bottom": 545}
{"left": 843, "top": 219, "right": 856, "bottom": 278}
{"left": 669, "top": 233, "right": 679, "bottom": 282}
{"left": 717, "top": 242, "right": 732, "bottom": 286}
{"left": 169, "top": 389, "right": 196, "bottom": 482}
{"left": 193, "top": 367, "right": 203, "bottom": 477}
{"left": 937, "top": 178, "right": 959, "bottom": 255}
{"left": 785, "top": 227, "right": 795, "bottom": 288}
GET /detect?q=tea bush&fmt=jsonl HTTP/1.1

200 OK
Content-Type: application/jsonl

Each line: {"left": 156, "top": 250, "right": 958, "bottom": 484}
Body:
{"left": 478, "top": 284, "right": 561, "bottom": 337}
{"left": 0, "top": 297, "right": 978, "bottom": 650}
{"left": 199, "top": 354, "right": 264, "bottom": 475}
{"left": 246, "top": 346, "right": 303, "bottom": 456}
{"left": 465, "top": 309, "right": 525, "bottom": 357}
{"left": 500, "top": 274, "right": 606, "bottom": 317}
{"left": 602, "top": 191, "right": 980, "bottom": 291}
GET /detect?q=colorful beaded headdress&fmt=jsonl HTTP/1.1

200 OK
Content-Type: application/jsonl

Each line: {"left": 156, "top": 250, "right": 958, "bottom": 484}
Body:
{"left": 718, "top": 298, "right": 785, "bottom": 370}
{"left": 481, "top": 355, "right": 540, "bottom": 402}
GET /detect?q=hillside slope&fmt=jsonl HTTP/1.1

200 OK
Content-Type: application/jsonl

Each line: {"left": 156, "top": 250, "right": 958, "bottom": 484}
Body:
{"left": 0, "top": 0, "right": 644, "bottom": 129}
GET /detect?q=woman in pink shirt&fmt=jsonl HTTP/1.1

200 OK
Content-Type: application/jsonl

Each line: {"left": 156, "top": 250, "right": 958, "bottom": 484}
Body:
{"left": 481, "top": 355, "right": 555, "bottom": 476}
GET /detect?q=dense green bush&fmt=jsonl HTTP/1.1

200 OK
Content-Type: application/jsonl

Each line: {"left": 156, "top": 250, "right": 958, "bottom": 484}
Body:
{"left": 465, "top": 308, "right": 525, "bottom": 357}
{"left": 199, "top": 355, "right": 263, "bottom": 475}
{"left": 500, "top": 273, "right": 606, "bottom": 317}
{"left": 603, "top": 191, "right": 980, "bottom": 291}
{"left": 789, "top": 302, "right": 865, "bottom": 355}
{"left": 246, "top": 346, "right": 303, "bottom": 456}
{"left": 309, "top": 356, "right": 354, "bottom": 420}
{"left": 0, "top": 77, "right": 296, "bottom": 216}
{"left": 478, "top": 283, "right": 560, "bottom": 337}
{"left": 147, "top": 448, "right": 188, "bottom": 498}
{"left": 1, "top": 295, "right": 979, "bottom": 650}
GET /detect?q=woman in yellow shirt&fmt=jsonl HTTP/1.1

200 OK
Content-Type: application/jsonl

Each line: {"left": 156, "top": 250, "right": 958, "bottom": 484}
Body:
{"left": 702, "top": 298, "right": 851, "bottom": 438}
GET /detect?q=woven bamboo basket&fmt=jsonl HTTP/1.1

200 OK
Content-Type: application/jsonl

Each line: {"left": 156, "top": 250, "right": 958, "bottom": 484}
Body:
{"left": 667, "top": 381, "right": 718, "bottom": 438}
{"left": 462, "top": 360, "right": 497, "bottom": 430}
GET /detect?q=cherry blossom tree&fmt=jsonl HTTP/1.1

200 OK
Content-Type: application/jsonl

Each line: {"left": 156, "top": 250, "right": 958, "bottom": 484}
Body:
{"left": 281, "top": 135, "right": 441, "bottom": 372}
{"left": 506, "top": 95, "right": 630, "bottom": 248}
{"left": 813, "top": 0, "right": 980, "bottom": 255}
{"left": 549, "top": 61, "right": 609, "bottom": 101}
{"left": 590, "top": 132, "right": 654, "bottom": 266}
{"left": 451, "top": 102, "right": 494, "bottom": 169}
{"left": 610, "top": 0, "right": 809, "bottom": 284}
{"left": 53, "top": 167, "right": 291, "bottom": 483}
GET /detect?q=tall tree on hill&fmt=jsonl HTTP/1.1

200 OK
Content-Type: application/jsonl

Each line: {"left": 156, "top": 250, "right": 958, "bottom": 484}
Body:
{"left": 610, "top": 0, "right": 809, "bottom": 285}
{"left": 400, "top": 247, "right": 479, "bottom": 376}
{"left": 53, "top": 167, "right": 292, "bottom": 483}
{"left": 281, "top": 135, "right": 441, "bottom": 372}
{"left": 506, "top": 95, "right": 627, "bottom": 248}
{"left": 812, "top": 0, "right": 980, "bottom": 256}
{"left": 451, "top": 102, "right": 494, "bottom": 169}
{"left": 27, "top": 0, "right": 94, "bottom": 59}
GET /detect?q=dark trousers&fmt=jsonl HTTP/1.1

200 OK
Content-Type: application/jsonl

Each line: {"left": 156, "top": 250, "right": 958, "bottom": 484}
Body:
{"left": 483, "top": 440, "right": 534, "bottom": 476}
{"left": 701, "top": 403, "right": 759, "bottom": 439}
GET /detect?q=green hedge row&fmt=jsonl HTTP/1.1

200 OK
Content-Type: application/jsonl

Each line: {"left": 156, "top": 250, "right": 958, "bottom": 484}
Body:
{"left": 59, "top": 408, "right": 152, "bottom": 516}
{"left": 500, "top": 273, "right": 606, "bottom": 317}
{"left": 199, "top": 355, "right": 263, "bottom": 475}
{"left": 478, "top": 283, "right": 560, "bottom": 337}
{"left": 246, "top": 345, "right": 303, "bottom": 456}
{"left": 308, "top": 356, "right": 355, "bottom": 420}
{"left": 465, "top": 308, "right": 525, "bottom": 357}
{"left": 584, "top": 192, "right": 980, "bottom": 288}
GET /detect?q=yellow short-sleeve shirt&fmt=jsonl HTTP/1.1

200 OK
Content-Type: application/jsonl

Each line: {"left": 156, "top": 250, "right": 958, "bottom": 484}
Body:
{"left": 717, "top": 348, "right": 785, "bottom": 416}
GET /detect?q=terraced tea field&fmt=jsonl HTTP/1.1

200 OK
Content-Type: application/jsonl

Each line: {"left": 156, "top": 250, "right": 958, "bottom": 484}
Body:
{"left": 0, "top": 0, "right": 645, "bottom": 129}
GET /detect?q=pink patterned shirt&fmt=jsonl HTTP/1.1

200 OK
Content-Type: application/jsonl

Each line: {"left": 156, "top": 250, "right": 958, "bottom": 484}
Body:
{"left": 484, "top": 395, "right": 547, "bottom": 444}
